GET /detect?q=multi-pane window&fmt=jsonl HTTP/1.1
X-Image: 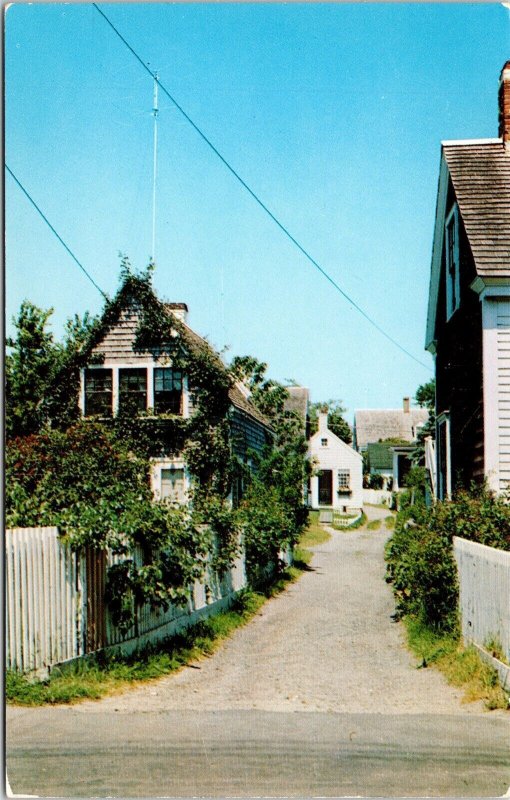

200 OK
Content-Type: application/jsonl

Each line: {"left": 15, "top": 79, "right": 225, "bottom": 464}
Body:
{"left": 446, "top": 206, "right": 460, "bottom": 319}
{"left": 119, "top": 368, "right": 147, "bottom": 413}
{"left": 321, "top": 438, "right": 328, "bottom": 447}
{"left": 160, "top": 468, "right": 186, "bottom": 504}
{"left": 338, "top": 469, "right": 350, "bottom": 489}
{"left": 84, "top": 369, "right": 112, "bottom": 416}
{"left": 154, "top": 368, "right": 183, "bottom": 414}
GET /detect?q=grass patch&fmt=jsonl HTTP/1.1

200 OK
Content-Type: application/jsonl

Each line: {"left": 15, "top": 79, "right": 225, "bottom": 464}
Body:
{"left": 366, "top": 518, "right": 382, "bottom": 531}
{"left": 6, "top": 593, "right": 265, "bottom": 707}
{"left": 385, "top": 515, "right": 395, "bottom": 530}
{"left": 404, "top": 616, "right": 508, "bottom": 710}
{"left": 299, "top": 510, "right": 331, "bottom": 548}
{"left": 7, "top": 520, "right": 323, "bottom": 707}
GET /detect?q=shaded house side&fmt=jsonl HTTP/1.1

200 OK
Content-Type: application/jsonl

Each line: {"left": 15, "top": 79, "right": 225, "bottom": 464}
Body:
{"left": 425, "top": 63, "right": 510, "bottom": 497}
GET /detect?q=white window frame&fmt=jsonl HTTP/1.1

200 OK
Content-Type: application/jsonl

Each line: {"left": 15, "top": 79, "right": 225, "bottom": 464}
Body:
{"left": 337, "top": 469, "right": 351, "bottom": 489}
{"left": 436, "top": 411, "right": 452, "bottom": 500}
{"left": 151, "top": 458, "right": 189, "bottom": 504}
{"left": 80, "top": 364, "right": 189, "bottom": 418}
{"left": 445, "top": 204, "right": 460, "bottom": 321}
{"left": 321, "top": 438, "right": 328, "bottom": 447}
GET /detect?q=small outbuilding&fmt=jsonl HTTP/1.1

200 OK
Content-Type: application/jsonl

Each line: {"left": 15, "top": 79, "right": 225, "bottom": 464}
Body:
{"left": 308, "top": 412, "right": 363, "bottom": 512}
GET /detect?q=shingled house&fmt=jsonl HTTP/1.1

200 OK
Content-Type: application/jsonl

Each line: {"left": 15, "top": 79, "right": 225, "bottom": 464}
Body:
{"left": 425, "top": 62, "right": 510, "bottom": 498}
{"left": 79, "top": 279, "right": 272, "bottom": 504}
{"left": 353, "top": 398, "right": 428, "bottom": 452}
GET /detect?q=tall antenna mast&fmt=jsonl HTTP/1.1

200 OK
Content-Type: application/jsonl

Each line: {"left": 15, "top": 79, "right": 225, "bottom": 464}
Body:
{"left": 151, "top": 72, "right": 159, "bottom": 263}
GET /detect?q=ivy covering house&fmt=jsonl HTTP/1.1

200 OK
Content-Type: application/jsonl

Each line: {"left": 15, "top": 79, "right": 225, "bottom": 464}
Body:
{"left": 6, "top": 264, "right": 311, "bottom": 641}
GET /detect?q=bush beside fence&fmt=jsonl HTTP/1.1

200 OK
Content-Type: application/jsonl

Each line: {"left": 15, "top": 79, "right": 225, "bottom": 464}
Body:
{"left": 6, "top": 526, "right": 259, "bottom": 677}
{"left": 454, "top": 537, "right": 510, "bottom": 664}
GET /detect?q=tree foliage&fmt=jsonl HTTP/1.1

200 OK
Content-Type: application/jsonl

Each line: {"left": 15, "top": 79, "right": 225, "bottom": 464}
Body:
{"left": 6, "top": 264, "right": 309, "bottom": 628}
{"left": 385, "top": 484, "right": 510, "bottom": 632}
{"left": 308, "top": 400, "right": 352, "bottom": 444}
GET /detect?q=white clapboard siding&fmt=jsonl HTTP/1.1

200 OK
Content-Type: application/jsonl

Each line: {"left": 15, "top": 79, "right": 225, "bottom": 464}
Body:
{"left": 454, "top": 537, "right": 510, "bottom": 663}
{"left": 498, "top": 310, "right": 510, "bottom": 491}
{"left": 6, "top": 527, "right": 83, "bottom": 673}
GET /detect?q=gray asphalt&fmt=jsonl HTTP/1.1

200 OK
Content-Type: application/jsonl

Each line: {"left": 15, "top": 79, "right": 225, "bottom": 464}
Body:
{"left": 6, "top": 509, "right": 510, "bottom": 797}
{"left": 6, "top": 707, "right": 510, "bottom": 797}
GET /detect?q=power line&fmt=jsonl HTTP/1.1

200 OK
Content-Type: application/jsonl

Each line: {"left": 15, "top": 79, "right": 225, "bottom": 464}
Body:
{"left": 6, "top": 165, "right": 108, "bottom": 301}
{"left": 95, "top": 3, "right": 431, "bottom": 371}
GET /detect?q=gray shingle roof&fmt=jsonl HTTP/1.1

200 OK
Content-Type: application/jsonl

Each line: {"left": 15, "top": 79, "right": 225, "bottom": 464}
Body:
{"left": 90, "top": 299, "right": 272, "bottom": 430}
{"left": 354, "top": 408, "right": 428, "bottom": 450}
{"left": 443, "top": 141, "right": 510, "bottom": 278}
{"left": 284, "top": 386, "right": 309, "bottom": 428}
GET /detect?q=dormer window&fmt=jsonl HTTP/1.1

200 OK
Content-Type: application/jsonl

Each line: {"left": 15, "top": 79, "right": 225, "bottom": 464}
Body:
{"left": 119, "top": 368, "right": 147, "bottom": 413}
{"left": 154, "top": 368, "right": 183, "bottom": 414}
{"left": 445, "top": 204, "right": 460, "bottom": 320}
{"left": 84, "top": 368, "right": 112, "bottom": 416}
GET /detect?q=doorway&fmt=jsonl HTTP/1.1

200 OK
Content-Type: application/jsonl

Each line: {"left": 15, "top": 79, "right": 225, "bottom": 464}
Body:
{"left": 318, "top": 469, "right": 333, "bottom": 505}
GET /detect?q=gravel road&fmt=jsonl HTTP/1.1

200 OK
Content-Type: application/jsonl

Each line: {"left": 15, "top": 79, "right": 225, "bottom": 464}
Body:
{"left": 76, "top": 505, "right": 490, "bottom": 716}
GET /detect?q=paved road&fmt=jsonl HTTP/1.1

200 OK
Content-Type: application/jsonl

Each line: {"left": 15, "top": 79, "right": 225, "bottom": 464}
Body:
{"left": 7, "top": 506, "right": 510, "bottom": 797}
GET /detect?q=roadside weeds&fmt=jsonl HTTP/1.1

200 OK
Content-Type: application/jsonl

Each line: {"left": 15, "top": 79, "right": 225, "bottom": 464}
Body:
{"left": 404, "top": 616, "right": 509, "bottom": 711}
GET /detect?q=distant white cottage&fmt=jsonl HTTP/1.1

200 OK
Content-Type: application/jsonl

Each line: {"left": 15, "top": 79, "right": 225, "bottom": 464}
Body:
{"left": 308, "top": 413, "right": 363, "bottom": 512}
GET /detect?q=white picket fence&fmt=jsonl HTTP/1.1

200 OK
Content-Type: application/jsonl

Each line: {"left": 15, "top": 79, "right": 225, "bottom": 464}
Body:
{"left": 6, "top": 526, "right": 249, "bottom": 676}
{"left": 454, "top": 537, "right": 510, "bottom": 663}
{"left": 5, "top": 528, "right": 84, "bottom": 674}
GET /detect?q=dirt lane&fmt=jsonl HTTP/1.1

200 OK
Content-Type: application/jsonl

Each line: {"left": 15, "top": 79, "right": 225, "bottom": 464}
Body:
{"left": 76, "top": 505, "right": 489, "bottom": 715}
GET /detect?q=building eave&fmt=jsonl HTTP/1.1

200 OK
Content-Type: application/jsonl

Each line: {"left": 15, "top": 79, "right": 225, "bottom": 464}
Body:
{"left": 425, "top": 151, "right": 450, "bottom": 351}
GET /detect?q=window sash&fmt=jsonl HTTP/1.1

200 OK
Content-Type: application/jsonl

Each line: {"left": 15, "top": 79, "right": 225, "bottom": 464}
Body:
{"left": 119, "top": 368, "right": 147, "bottom": 412}
{"left": 154, "top": 368, "right": 183, "bottom": 414}
{"left": 338, "top": 469, "right": 350, "bottom": 488}
{"left": 84, "top": 368, "right": 112, "bottom": 416}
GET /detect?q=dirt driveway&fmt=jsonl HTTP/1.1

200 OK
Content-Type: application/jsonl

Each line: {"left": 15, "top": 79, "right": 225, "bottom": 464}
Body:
{"left": 77, "top": 505, "right": 488, "bottom": 716}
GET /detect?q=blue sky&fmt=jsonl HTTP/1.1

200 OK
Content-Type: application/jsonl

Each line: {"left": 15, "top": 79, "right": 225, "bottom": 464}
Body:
{"left": 5, "top": 3, "right": 509, "bottom": 421}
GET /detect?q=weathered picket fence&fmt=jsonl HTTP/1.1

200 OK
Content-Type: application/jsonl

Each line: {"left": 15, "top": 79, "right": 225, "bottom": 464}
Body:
{"left": 454, "top": 536, "right": 510, "bottom": 686}
{"left": 6, "top": 526, "right": 247, "bottom": 677}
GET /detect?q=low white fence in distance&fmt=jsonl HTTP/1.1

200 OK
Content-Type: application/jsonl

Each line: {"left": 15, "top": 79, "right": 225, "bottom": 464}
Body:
{"left": 362, "top": 489, "right": 392, "bottom": 506}
{"left": 453, "top": 536, "right": 510, "bottom": 663}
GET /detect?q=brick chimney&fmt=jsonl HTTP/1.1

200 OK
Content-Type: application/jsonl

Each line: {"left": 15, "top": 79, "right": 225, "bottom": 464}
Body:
{"left": 403, "top": 397, "right": 410, "bottom": 414}
{"left": 166, "top": 302, "right": 189, "bottom": 323}
{"left": 498, "top": 60, "right": 510, "bottom": 146}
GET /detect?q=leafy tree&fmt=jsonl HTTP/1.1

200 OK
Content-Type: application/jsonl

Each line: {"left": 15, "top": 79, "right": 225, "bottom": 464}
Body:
{"left": 308, "top": 400, "right": 352, "bottom": 444}
{"left": 6, "top": 301, "right": 97, "bottom": 438}
{"left": 412, "top": 378, "right": 436, "bottom": 466}
{"left": 229, "top": 354, "right": 311, "bottom": 544}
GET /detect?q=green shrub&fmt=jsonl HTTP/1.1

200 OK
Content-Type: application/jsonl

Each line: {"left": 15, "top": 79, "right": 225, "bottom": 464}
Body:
{"left": 385, "top": 485, "right": 510, "bottom": 632}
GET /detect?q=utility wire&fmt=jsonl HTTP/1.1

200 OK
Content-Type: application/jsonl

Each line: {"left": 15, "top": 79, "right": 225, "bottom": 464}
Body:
{"left": 6, "top": 165, "right": 108, "bottom": 301}
{"left": 94, "top": 3, "right": 430, "bottom": 371}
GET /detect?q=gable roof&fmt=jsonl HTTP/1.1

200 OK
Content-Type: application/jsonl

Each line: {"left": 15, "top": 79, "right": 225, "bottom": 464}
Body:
{"left": 88, "top": 286, "right": 272, "bottom": 431}
{"left": 426, "top": 139, "right": 510, "bottom": 349}
{"left": 284, "top": 386, "right": 309, "bottom": 430}
{"left": 353, "top": 408, "right": 428, "bottom": 450}
{"left": 443, "top": 141, "right": 510, "bottom": 279}
{"left": 367, "top": 442, "right": 394, "bottom": 470}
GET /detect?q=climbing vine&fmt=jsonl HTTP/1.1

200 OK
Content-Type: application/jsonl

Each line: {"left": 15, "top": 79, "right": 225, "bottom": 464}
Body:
{"left": 6, "top": 260, "right": 309, "bottom": 632}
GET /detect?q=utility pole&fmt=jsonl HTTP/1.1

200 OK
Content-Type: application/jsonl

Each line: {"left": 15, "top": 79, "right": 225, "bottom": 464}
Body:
{"left": 151, "top": 72, "right": 159, "bottom": 264}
